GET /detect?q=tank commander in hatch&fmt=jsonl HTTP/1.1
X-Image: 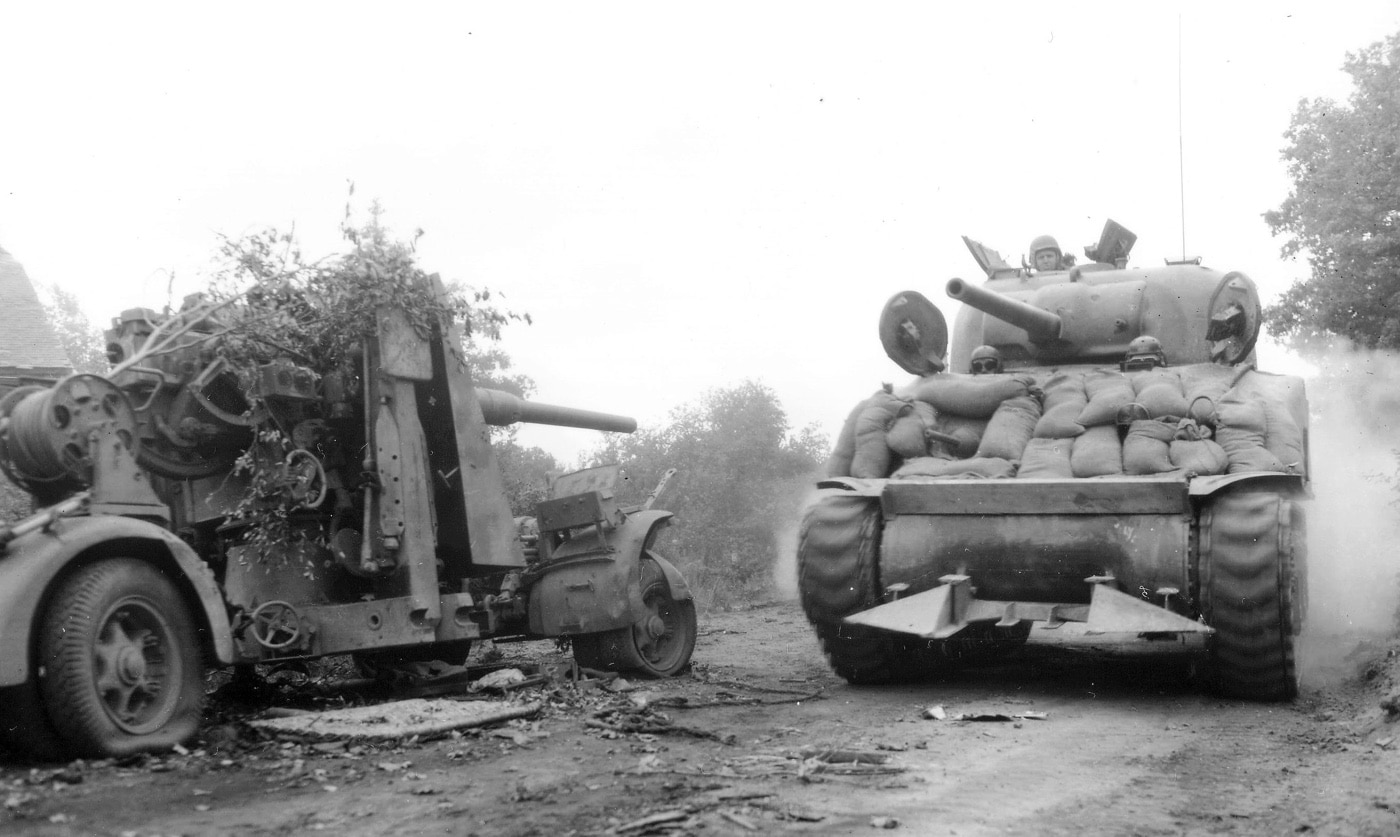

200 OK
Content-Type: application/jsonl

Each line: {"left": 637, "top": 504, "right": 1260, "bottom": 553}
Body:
{"left": 1030, "top": 234, "right": 1064, "bottom": 271}
{"left": 969, "top": 345, "right": 1003, "bottom": 375}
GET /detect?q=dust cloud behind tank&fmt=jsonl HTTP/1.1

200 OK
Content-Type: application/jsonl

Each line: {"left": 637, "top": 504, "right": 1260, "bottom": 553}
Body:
{"left": 802, "top": 219, "right": 1309, "bottom": 702}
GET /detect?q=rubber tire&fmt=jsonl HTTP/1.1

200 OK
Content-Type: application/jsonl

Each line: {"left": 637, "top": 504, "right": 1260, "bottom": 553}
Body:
{"left": 572, "top": 557, "right": 697, "bottom": 678}
{"left": 1199, "top": 491, "right": 1301, "bottom": 701}
{"left": 38, "top": 559, "right": 205, "bottom": 758}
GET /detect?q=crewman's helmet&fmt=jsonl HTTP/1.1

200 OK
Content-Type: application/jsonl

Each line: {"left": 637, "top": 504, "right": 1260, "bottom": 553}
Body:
{"left": 969, "top": 345, "right": 1003, "bottom": 375}
{"left": 1030, "top": 234, "right": 1062, "bottom": 270}
{"left": 1122, "top": 335, "right": 1167, "bottom": 371}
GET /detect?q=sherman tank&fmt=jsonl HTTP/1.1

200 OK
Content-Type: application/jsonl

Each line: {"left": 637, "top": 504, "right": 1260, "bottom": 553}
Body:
{"left": 799, "top": 220, "right": 1308, "bottom": 700}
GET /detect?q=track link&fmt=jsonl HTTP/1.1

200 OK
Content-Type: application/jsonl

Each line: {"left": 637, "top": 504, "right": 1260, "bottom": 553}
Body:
{"left": 1199, "top": 490, "right": 1302, "bottom": 701}
{"left": 797, "top": 491, "right": 952, "bottom": 684}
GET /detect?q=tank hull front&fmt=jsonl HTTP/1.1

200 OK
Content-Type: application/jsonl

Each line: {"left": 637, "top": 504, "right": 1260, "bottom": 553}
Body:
{"left": 878, "top": 477, "right": 1193, "bottom": 605}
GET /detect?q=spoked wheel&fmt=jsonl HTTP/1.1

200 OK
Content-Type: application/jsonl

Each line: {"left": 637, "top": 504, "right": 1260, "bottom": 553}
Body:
{"left": 38, "top": 559, "right": 205, "bottom": 758}
{"left": 573, "top": 557, "right": 697, "bottom": 677}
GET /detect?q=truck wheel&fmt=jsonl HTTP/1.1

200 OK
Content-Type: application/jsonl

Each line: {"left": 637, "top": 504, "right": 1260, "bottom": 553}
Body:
{"left": 573, "top": 557, "right": 697, "bottom": 678}
{"left": 38, "top": 559, "right": 205, "bottom": 757}
{"left": 1198, "top": 491, "right": 1302, "bottom": 701}
{"left": 798, "top": 493, "right": 945, "bottom": 684}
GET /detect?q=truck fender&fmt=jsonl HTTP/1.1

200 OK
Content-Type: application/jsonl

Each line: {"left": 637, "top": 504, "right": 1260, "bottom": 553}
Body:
{"left": 527, "top": 509, "right": 685, "bottom": 636}
{"left": 645, "top": 551, "right": 692, "bottom": 602}
{"left": 0, "top": 515, "right": 235, "bottom": 687}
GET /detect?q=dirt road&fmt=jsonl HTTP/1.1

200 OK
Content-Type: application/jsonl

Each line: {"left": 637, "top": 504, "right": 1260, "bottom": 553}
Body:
{"left": 4, "top": 601, "right": 1399, "bottom": 836}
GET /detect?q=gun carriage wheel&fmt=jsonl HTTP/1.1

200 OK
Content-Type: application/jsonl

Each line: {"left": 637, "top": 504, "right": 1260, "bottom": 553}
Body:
{"left": 572, "top": 556, "right": 697, "bottom": 677}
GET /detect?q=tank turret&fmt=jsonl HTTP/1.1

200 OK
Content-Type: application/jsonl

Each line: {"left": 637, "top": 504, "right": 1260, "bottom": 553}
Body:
{"left": 882, "top": 221, "right": 1263, "bottom": 372}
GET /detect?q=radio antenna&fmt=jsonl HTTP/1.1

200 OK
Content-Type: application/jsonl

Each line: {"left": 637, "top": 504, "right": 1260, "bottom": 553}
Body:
{"left": 1177, "top": 14, "right": 1187, "bottom": 261}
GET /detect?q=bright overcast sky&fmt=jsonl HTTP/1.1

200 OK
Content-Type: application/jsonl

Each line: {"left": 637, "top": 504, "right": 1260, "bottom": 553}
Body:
{"left": 2, "top": 2, "right": 1398, "bottom": 462}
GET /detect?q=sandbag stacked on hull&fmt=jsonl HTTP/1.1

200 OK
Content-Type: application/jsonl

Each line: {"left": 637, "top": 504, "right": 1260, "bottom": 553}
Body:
{"left": 1122, "top": 419, "right": 1176, "bottom": 475}
{"left": 1034, "top": 372, "right": 1087, "bottom": 439}
{"left": 976, "top": 395, "right": 1041, "bottom": 460}
{"left": 1130, "top": 368, "right": 1189, "bottom": 419}
{"left": 1169, "top": 418, "right": 1229, "bottom": 475}
{"left": 1071, "top": 425, "right": 1124, "bottom": 477}
{"left": 1023, "top": 370, "right": 1094, "bottom": 480}
{"left": 1215, "top": 398, "right": 1284, "bottom": 474}
{"left": 1178, "top": 363, "right": 1238, "bottom": 423}
{"left": 1077, "top": 369, "right": 1135, "bottom": 428}
{"left": 825, "top": 364, "right": 1305, "bottom": 481}
{"left": 1231, "top": 371, "right": 1307, "bottom": 474}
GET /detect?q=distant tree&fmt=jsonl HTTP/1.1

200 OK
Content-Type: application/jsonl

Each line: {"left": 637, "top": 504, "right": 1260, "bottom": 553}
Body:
{"left": 1265, "top": 31, "right": 1400, "bottom": 351}
{"left": 40, "top": 284, "right": 107, "bottom": 374}
{"left": 589, "top": 380, "right": 828, "bottom": 608}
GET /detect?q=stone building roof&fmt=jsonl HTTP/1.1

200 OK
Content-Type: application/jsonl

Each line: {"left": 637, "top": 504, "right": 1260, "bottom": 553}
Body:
{"left": 0, "top": 244, "right": 71, "bottom": 376}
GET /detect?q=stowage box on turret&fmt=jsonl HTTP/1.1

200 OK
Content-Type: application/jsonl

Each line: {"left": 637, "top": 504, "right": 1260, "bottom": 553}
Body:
{"left": 801, "top": 220, "right": 1307, "bottom": 700}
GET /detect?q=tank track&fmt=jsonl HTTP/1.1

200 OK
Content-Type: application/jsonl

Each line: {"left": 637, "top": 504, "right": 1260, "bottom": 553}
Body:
{"left": 1198, "top": 490, "right": 1303, "bottom": 701}
{"left": 797, "top": 491, "right": 957, "bottom": 684}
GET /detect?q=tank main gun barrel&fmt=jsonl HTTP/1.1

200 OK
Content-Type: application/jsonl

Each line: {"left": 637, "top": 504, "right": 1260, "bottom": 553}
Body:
{"left": 946, "top": 278, "right": 1063, "bottom": 342}
{"left": 474, "top": 388, "right": 637, "bottom": 433}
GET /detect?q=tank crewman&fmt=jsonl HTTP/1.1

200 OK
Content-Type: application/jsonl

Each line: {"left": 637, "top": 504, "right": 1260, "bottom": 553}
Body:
{"left": 1121, "top": 335, "right": 1167, "bottom": 371}
{"left": 1030, "top": 235, "right": 1063, "bottom": 271}
{"left": 969, "top": 345, "right": 1003, "bottom": 375}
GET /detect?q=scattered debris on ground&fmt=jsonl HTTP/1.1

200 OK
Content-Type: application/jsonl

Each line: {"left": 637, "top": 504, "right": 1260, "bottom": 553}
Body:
{"left": 247, "top": 698, "right": 542, "bottom": 740}
{"left": 7, "top": 603, "right": 1400, "bottom": 836}
{"left": 920, "top": 704, "right": 1048, "bottom": 722}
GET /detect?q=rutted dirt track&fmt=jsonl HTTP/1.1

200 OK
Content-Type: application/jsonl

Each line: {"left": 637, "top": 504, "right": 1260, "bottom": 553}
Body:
{"left": 4, "top": 601, "right": 1399, "bottom": 836}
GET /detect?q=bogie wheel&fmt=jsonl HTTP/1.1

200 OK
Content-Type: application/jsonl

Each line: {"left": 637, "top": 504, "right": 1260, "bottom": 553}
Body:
{"left": 572, "top": 556, "right": 697, "bottom": 678}
{"left": 1199, "top": 491, "right": 1302, "bottom": 701}
{"left": 38, "top": 559, "right": 205, "bottom": 758}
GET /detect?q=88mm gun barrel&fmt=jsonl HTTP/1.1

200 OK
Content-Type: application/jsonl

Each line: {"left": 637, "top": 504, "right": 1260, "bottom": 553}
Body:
{"left": 474, "top": 388, "right": 637, "bottom": 433}
{"left": 946, "top": 278, "right": 1063, "bottom": 342}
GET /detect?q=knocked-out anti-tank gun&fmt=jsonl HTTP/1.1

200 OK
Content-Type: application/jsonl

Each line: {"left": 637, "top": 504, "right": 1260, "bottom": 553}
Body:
{"left": 803, "top": 220, "right": 1308, "bottom": 700}
{"left": 0, "top": 278, "right": 696, "bottom": 760}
